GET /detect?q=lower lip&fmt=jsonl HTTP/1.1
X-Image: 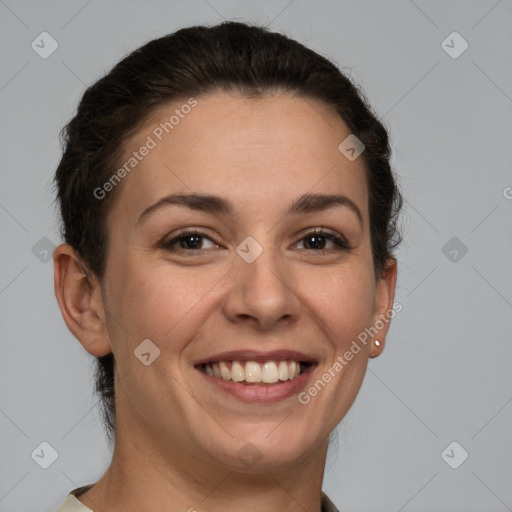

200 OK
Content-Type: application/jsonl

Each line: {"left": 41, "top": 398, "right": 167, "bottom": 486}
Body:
{"left": 197, "top": 366, "right": 316, "bottom": 403}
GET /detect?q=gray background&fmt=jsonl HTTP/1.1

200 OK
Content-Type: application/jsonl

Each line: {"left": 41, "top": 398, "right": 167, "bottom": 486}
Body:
{"left": 1, "top": 1, "right": 511, "bottom": 511}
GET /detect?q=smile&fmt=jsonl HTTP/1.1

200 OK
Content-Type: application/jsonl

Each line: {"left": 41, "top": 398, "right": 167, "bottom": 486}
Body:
{"left": 194, "top": 350, "right": 317, "bottom": 402}
{"left": 200, "top": 360, "right": 310, "bottom": 384}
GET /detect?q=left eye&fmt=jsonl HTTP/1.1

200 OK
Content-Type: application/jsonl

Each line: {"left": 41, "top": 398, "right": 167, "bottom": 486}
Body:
{"left": 295, "top": 230, "right": 350, "bottom": 251}
{"left": 163, "top": 232, "right": 218, "bottom": 251}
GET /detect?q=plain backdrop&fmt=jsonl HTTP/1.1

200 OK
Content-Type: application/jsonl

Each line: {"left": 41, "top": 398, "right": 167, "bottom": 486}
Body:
{"left": 1, "top": 1, "right": 511, "bottom": 511}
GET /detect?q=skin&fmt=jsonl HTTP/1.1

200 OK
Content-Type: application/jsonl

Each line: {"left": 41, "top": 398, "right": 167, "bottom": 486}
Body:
{"left": 54, "top": 91, "right": 397, "bottom": 512}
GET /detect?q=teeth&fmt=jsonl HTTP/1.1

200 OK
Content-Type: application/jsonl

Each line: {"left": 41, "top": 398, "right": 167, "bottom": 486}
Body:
{"left": 261, "top": 362, "right": 279, "bottom": 383}
{"left": 289, "top": 361, "right": 298, "bottom": 379}
{"left": 203, "top": 360, "right": 306, "bottom": 384}
{"left": 231, "top": 361, "right": 245, "bottom": 382}
{"left": 212, "top": 363, "right": 222, "bottom": 379}
{"left": 219, "top": 361, "right": 230, "bottom": 381}
{"left": 278, "top": 361, "right": 288, "bottom": 381}
{"left": 245, "top": 361, "right": 261, "bottom": 383}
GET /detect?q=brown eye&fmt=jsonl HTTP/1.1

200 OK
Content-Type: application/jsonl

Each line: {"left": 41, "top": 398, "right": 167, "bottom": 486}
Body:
{"left": 296, "top": 229, "right": 351, "bottom": 251}
{"left": 162, "top": 231, "right": 219, "bottom": 251}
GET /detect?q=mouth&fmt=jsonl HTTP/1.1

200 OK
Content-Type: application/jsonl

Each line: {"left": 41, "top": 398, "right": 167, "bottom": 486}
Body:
{"left": 198, "top": 360, "right": 311, "bottom": 384}
{"left": 194, "top": 350, "right": 317, "bottom": 402}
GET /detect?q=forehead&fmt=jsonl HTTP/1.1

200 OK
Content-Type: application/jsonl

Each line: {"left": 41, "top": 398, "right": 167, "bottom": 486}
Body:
{"left": 109, "top": 91, "right": 368, "bottom": 224}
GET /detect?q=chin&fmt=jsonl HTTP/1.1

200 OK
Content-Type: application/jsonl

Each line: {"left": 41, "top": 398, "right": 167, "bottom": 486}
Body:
{"left": 197, "top": 421, "right": 327, "bottom": 472}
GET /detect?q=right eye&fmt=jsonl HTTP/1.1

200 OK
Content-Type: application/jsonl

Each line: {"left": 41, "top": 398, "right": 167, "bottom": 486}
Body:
{"left": 161, "top": 230, "right": 220, "bottom": 252}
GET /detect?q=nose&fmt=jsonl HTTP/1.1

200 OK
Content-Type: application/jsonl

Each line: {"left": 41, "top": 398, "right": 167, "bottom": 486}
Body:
{"left": 222, "top": 239, "right": 302, "bottom": 331}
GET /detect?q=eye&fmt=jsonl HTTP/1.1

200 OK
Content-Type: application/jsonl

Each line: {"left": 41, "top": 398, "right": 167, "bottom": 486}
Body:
{"left": 161, "top": 228, "right": 351, "bottom": 254}
{"left": 162, "top": 230, "right": 219, "bottom": 252}
{"left": 295, "top": 228, "right": 351, "bottom": 251}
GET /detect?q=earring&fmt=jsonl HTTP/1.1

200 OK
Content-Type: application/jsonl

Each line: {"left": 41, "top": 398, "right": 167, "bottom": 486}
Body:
{"left": 370, "top": 340, "right": 381, "bottom": 358}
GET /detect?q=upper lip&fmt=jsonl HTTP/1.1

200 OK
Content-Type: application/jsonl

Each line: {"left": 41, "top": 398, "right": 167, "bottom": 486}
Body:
{"left": 194, "top": 349, "right": 318, "bottom": 366}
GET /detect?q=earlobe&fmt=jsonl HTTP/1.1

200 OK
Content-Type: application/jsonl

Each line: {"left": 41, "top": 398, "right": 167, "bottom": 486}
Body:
{"left": 370, "top": 258, "right": 398, "bottom": 358}
{"left": 53, "top": 243, "right": 112, "bottom": 357}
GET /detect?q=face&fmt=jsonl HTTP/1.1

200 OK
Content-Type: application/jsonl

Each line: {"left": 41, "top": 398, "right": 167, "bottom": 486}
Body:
{"left": 93, "top": 91, "right": 396, "bottom": 471}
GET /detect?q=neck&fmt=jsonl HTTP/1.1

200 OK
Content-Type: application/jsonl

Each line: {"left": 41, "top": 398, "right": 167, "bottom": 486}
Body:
{"left": 78, "top": 420, "right": 329, "bottom": 512}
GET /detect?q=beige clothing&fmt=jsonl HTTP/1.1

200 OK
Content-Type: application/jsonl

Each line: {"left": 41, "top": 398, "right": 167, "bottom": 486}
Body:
{"left": 55, "top": 484, "right": 340, "bottom": 511}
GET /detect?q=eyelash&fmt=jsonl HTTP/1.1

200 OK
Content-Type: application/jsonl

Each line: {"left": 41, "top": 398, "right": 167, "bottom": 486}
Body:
{"left": 161, "top": 228, "right": 351, "bottom": 254}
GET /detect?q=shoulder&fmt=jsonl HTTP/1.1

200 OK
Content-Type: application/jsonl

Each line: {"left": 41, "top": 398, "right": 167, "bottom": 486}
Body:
{"left": 321, "top": 491, "right": 340, "bottom": 512}
{"left": 54, "top": 484, "right": 95, "bottom": 512}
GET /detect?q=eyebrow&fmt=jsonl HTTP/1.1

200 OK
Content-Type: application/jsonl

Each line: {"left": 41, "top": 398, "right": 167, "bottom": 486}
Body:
{"left": 137, "top": 192, "right": 363, "bottom": 226}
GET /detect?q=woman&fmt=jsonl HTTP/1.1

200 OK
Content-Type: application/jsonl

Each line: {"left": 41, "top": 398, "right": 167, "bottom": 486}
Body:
{"left": 53, "top": 21, "right": 402, "bottom": 512}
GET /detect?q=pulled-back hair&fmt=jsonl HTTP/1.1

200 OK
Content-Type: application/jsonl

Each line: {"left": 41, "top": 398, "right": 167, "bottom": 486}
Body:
{"left": 54, "top": 21, "right": 402, "bottom": 444}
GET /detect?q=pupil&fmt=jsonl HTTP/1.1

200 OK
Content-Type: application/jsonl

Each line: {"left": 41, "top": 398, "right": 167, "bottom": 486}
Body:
{"left": 307, "top": 235, "right": 325, "bottom": 249}
{"left": 181, "top": 235, "right": 201, "bottom": 249}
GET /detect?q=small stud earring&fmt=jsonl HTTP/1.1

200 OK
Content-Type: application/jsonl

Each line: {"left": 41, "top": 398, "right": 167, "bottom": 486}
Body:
{"left": 374, "top": 340, "right": 381, "bottom": 347}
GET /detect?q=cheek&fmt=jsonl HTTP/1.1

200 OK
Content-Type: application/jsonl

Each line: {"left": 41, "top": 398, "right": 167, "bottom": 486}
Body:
{"left": 302, "top": 264, "right": 376, "bottom": 347}
{"left": 105, "top": 259, "right": 224, "bottom": 348}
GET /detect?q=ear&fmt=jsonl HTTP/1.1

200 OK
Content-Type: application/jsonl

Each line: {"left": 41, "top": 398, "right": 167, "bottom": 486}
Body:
{"left": 370, "top": 258, "right": 398, "bottom": 358}
{"left": 53, "top": 243, "right": 112, "bottom": 357}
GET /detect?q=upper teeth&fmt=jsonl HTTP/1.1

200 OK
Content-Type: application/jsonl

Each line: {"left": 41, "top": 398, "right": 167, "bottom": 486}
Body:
{"left": 203, "top": 360, "right": 302, "bottom": 383}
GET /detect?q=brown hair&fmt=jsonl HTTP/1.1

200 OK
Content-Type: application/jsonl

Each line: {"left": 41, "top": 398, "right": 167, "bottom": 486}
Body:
{"left": 54, "top": 21, "right": 403, "bottom": 444}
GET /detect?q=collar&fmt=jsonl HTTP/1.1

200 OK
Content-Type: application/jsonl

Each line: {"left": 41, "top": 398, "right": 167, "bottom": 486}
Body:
{"left": 56, "top": 485, "right": 340, "bottom": 512}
